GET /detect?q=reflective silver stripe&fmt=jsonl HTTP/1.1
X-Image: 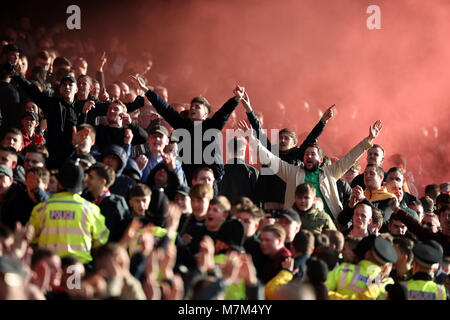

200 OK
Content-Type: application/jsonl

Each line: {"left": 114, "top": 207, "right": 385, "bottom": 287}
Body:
{"left": 347, "top": 265, "right": 364, "bottom": 293}
{"left": 338, "top": 266, "right": 351, "bottom": 290}
{"left": 437, "top": 285, "right": 444, "bottom": 300}
{"left": 43, "top": 243, "right": 90, "bottom": 252}
{"left": 41, "top": 227, "right": 85, "bottom": 236}
{"left": 46, "top": 200, "right": 82, "bottom": 205}
{"left": 97, "top": 228, "right": 109, "bottom": 243}
{"left": 81, "top": 207, "right": 89, "bottom": 234}
{"left": 40, "top": 213, "right": 46, "bottom": 233}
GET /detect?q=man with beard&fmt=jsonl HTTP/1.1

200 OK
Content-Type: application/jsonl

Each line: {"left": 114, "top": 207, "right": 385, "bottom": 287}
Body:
{"left": 252, "top": 120, "right": 382, "bottom": 222}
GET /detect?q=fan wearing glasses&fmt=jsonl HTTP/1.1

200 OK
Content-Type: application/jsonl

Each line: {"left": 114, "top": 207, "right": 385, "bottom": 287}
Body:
{"left": 421, "top": 213, "right": 440, "bottom": 234}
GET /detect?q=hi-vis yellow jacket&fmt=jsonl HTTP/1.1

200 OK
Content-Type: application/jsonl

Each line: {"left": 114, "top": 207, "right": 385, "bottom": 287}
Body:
{"left": 402, "top": 279, "right": 447, "bottom": 300}
{"left": 325, "top": 260, "right": 390, "bottom": 299}
{"left": 28, "top": 192, "right": 109, "bottom": 264}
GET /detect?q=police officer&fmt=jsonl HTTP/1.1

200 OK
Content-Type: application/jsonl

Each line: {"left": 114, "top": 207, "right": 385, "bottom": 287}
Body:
{"left": 326, "top": 235, "right": 397, "bottom": 299}
{"left": 402, "top": 240, "right": 447, "bottom": 300}
{"left": 28, "top": 160, "right": 109, "bottom": 265}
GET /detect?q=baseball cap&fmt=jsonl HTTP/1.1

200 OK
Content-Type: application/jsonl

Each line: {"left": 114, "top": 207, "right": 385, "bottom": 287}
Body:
{"left": 22, "top": 111, "right": 39, "bottom": 122}
{"left": 60, "top": 75, "right": 76, "bottom": 84}
{"left": 175, "top": 184, "right": 190, "bottom": 197}
{"left": 1, "top": 44, "right": 20, "bottom": 55}
{"left": 148, "top": 125, "right": 169, "bottom": 137}
{"left": 0, "top": 164, "right": 13, "bottom": 179}
{"left": 278, "top": 209, "right": 301, "bottom": 223}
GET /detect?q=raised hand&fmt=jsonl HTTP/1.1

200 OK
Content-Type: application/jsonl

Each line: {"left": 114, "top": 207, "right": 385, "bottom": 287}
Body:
{"left": 241, "top": 91, "right": 253, "bottom": 112}
{"left": 349, "top": 185, "right": 365, "bottom": 208}
{"left": 99, "top": 88, "right": 109, "bottom": 102}
{"left": 165, "top": 202, "right": 182, "bottom": 236}
{"left": 162, "top": 151, "right": 176, "bottom": 171}
{"left": 129, "top": 74, "right": 148, "bottom": 92}
{"left": 238, "top": 253, "right": 257, "bottom": 286}
{"left": 197, "top": 236, "right": 215, "bottom": 273}
{"left": 124, "top": 128, "right": 133, "bottom": 145}
{"left": 389, "top": 197, "right": 400, "bottom": 213}
{"left": 321, "top": 104, "right": 336, "bottom": 122}
{"left": 222, "top": 251, "right": 242, "bottom": 285}
{"left": 82, "top": 100, "right": 96, "bottom": 114}
{"left": 72, "top": 126, "right": 91, "bottom": 147}
{"left": 98, "top": 51, "right": 107, "bottom": 72}
{"left": 136, "top": 154, "right": 149, "bottom": 171}
{"left": 281, "top": 256, "right": 294, "bottom": 271}
{"left": 233, "top": 85, "right": 245, "bottom": 102}
{"left": 368, "top": 120, "right": 382, "bottom": 142}
{"left": 121, "top": 113, "right": 132, "bottom": 127}
{"left": 119, "top": 218, "right": 143, "bottom": 247}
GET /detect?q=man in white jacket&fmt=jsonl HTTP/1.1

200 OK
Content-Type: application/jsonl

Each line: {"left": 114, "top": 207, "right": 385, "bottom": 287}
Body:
{"left": 250, "top": 120, "right": 382, "bottom": 222}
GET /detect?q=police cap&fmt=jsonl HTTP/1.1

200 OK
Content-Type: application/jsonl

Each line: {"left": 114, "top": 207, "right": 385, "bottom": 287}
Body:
{"left": 371, "top": 236, "right": 398, "bottom": 265}
{"left": 413, "top": 240, "right": 443, "bottom": 266}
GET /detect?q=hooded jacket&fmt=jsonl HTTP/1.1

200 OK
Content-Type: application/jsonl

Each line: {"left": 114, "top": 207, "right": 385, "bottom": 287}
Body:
{"left": 102, "top": 144, "right": 136, "bottom": 198}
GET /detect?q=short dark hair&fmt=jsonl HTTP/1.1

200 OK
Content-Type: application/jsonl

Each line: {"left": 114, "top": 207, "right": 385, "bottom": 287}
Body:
{"left": 77, "top": 74, "right": 92, "bottom": 86}
{"left": 26, "top": 166, "right": 50, "bottom": 184}
{"left": 393, "top": 236, "right": 414, "bottom": 265}
{"left": 322, "top": 230, "right": 345, "bottom": 252}
{"left": 365, "top": 163, "right": 385, "bottom": 179}
{"left": 295, "top": 182, "right": 316, "bottom": 197}
{"left": 370, "top": 144, "right": 385, "bottom": 156}
{"left": 425, "top": 184, "right": 440, "bottom": 199}
{"left": 0, "top": 145, "right": 18, "bottom": 159}
{"left": 371, "top": 208, "right": 384, "bottom": 228}
{"left": 304, "top": 143, "right": 323, "bottom": 159}
{"left": 24, "top": 144, "right": 49, "bottom": 160}
{"left": 387, "top": 166, "right": 404, "bottom": 178}
{"left": 192, "top": 166, "right": 214, "bottom": 181}
{"left": 31, "top": 248, "right": 56, "bottom": 268}
{"left": 436, "top": 193, "right": 450, "bottom": 207}
{"left": 35, "top": 50, "right": 51, "bottom": 61}
{"left": 292, "top": 229, "right": 315, "bottom": 254}
{"left": 191, "top": 96, "right": 211, "bottom": 114}
{"left": 53, "top": 57, "right": 72, "bottom": 69}
{"left": 89, "top": 163, "right": 116, "bottom": 188}
{"left": 420, "top": 196, "right": 434, "bottom": 213}
{"left": 438, "top": 205, "right": 449, "bottom": 218}
{"left": 129, "top": 183, "right": 151, "bottom": 198}
{"left": 2, "top": 128, "right": 23, "bottom": 141}
{"left": 314, "top": 246, "right": 339, "bottom": 271}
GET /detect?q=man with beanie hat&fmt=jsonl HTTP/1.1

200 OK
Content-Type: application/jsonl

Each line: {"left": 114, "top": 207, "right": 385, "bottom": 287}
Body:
{"left": 28, "top": 160, "right": 109, "bottom": 264}
{"left": 401, "top": 240, "right": 447, "bottom": 300}
{"left": 326, "top": 235, "right": 397, "bottom": 299}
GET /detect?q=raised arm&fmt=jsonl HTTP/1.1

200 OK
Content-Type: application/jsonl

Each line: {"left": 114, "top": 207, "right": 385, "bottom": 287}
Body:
{"left": 294, "top": 104, "right": 336, "bottom": 159}
{"left": 12, "top": 72, "right": 52, "bottom": 113}
{"left": 241, "top": 91, "right": 273, "bottom": 151}
{"left": 208, "top": 85, "right": 241, "bottom": 130}
{"left": 130, "top": 75, "right": 186, "bottom": 129}
{"left": 329, "top": 120, "right": 382, "bottom": 179}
